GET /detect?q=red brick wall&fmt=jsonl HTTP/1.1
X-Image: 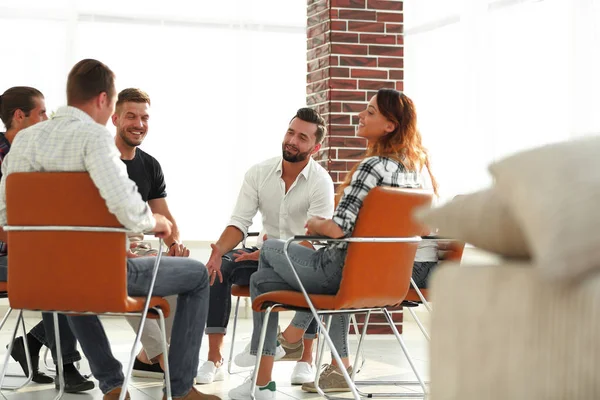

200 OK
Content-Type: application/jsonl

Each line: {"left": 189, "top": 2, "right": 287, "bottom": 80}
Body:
{"left": 306, "top": 0, "right": 404, "bottom": 334}
{"left": 307, "top": 0, "right": 403, "bottom": 190}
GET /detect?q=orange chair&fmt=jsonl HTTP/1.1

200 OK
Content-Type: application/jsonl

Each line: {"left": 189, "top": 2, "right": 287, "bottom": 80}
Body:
{"left": 0, "top": 172, "right": 172, "bottom": 400}
{"left": 250, "top": 187, "right": 432, "bottom": 400}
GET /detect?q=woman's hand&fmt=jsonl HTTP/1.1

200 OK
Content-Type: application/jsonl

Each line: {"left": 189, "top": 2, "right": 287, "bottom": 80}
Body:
{"left": 305, "top": 216, "right": 326, "bottom": 235}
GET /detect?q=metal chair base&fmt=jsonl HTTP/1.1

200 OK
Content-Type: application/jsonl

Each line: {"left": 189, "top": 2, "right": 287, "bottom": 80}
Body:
{"left": 227, "top": 296, "right": 243, "bottom": 375}
{"left": 0, "top": 308, "right": 34, "bottom": 392}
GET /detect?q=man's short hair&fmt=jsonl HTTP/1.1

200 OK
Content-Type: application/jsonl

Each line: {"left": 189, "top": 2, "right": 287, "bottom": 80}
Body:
{"left": 66, "top": 59, "right": 116, "bottom": 105}
{"left": 0, "top": 86, "right": 44, "bottom": 130}
{"left": 116, "top": 88, "right": 151, "bottom": 110}
{"left": 291, "top": 108, "right": 327, "bottom": 144}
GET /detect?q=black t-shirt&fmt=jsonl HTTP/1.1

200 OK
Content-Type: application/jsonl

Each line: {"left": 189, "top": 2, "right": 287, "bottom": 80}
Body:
{"left": 121, "top": 148, "right": 167, "bottom": 202}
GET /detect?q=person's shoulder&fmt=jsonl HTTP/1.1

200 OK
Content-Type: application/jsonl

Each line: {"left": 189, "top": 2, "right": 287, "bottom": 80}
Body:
{"left": 248, "top": 156, "right": 280, "bottom": 175}
{"left": 358, "top": 156, "right": 387, "bottom": 169}
{"left": 136, "top": 148, "right": 161, "bottom": 165}
{"left": 308, "top": 158, "right": 334, "bottom": 184}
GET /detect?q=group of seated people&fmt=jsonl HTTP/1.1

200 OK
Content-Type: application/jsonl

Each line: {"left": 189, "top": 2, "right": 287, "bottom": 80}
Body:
{"left": 0, "top": 58, "right": 439, "bottom": 400}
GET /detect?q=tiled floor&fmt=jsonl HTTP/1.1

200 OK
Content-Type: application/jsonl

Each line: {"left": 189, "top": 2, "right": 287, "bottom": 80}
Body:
{"left": 0, "top": 313, "right": 430, "bottom": 399}
{"left": 0, "top": 242, "right": 468, "bottom": 399}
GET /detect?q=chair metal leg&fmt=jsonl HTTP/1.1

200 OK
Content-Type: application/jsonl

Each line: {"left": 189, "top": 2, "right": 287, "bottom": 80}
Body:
{"left": 122, "top": 311, "right": 149, "bottom": 400}
{"left": 313, "top": 315, "right": 326, "bottom": 380}
{"left": 382, "top": 308, "right": 427, "bottom": 394}
{"left": 410, "top": 278, "right": 432, "bottom": 312}
{"left": 0, "top": 308, "right": 13, "bottom": 332}
{"left": 122, "top": 240, "right": 164, "bottom": 400}
{"left": 250, "top": 305, "right": 274, "bottom": 400}
{"left": 310, "top": 314, "right": 361, "bottom": 400}
{"left": 406, "top": 307, "right": 430, "bottom": 342}
{"left": 0, "top": 308, "right": 33, "bottom": 390}
{"left": 44, "top": 346, "right": 80, "bottom": 373}
{"left": 313, "top": 315, "right": 331, "bottom": 391}
{"left": 348, "top": 313, "right": 425, "bottom": 398}
{"left": 157, "top": 309, "right": 172, "bottom": 400}
{"left": 43, "top": 347, "right": 56, "bottom": 372}
{"left": 227, "top": 296, "right": 241, "bottom": 375}
{"left": 0, "top": 310, "right": 34, "bottom": 392}
{"left": 351, "top": 311, "right": 371, "bottom": 380}
{"left": 53, "top": 312, "right": 65, "bottom": 400}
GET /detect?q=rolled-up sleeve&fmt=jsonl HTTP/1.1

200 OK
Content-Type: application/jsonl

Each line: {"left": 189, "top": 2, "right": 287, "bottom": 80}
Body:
{"left": 228, "top": 166, "right": 259, "bottom": 238}
{"left": 332, "top": 158, "right": 382, "bottom": 236}
{"left": 308, "top": 174, "right": 335, "bottom": 219}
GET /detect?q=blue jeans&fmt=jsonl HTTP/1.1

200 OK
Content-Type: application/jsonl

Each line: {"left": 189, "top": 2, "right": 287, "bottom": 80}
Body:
{"left": 206, "top": 248, "right": 318, "bottom": 339}
{"left": 249, "top": 240, "right": 349, "bottom": 358}
{"left": 0, "top": 256, "right": 82, "bottom": 364}
{"left": 67, "top": 256, "right": 209, "bottom": 397}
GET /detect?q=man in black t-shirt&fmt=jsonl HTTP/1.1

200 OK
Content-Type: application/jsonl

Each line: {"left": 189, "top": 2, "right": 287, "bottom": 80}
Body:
{"left": 112, "top": 88, "right": 189, "bottom": 378}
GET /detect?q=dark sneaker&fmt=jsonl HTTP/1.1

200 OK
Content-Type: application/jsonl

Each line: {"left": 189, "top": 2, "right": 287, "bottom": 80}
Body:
{"left": 131, "top": 357, "right": 164, "bottom": 379}
{"left": 9, "top": 336, "right": 54, "bottom": 384}
{"left": 55, "top": 366, "right": 95, "bottom": 393}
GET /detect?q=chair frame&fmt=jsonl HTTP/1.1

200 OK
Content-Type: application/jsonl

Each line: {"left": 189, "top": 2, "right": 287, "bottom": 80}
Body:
{"left": 0, "top": 302, "right": 34, "bottom": 390}
{"left": 251, "top": 235, "right": 428, "bottom": 400}
{"left": 227, "top": 231, "right": 259, "bottom": 374}
{"left": 0, "top": 225, "right": 171, "bottom": 400}
{"left": 347, "top": 238, "right": 462, "bottom": 391}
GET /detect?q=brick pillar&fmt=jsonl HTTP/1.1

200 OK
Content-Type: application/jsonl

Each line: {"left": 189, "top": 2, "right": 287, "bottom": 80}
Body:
{"left": 306, "top": 0, "right": 404, "bottom": 334}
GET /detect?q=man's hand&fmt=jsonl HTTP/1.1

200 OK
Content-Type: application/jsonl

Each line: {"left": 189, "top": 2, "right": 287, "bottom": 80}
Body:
{"left": 206, "top": 243, "right": 224, "bottom": 285}
{"left": 233, "top": 249, "right": 260, "bottom": 262}
{"left": 126, "top": 250, "right": 141, "bottom": 258}
{"left": 168, "top": 243, "right": 190, "bottom": 257}
{"left": 305, "top": 216, "right": 326, "bottom": 236}
{"left": 152, "top": 214, "right": 173, "bottom": 239}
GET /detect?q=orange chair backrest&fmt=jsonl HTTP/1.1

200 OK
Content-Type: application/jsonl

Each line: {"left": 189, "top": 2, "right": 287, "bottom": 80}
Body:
{"left": 333, "top": 187, "right": 432, "bottom": 309}
{"left": 6, "top": 172, "right": 129, "bottom": 313}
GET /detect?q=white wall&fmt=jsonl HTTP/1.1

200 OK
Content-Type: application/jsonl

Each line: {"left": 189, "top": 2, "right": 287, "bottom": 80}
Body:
{"left": 0, "top": 0, "right": 307, "bottom": 240}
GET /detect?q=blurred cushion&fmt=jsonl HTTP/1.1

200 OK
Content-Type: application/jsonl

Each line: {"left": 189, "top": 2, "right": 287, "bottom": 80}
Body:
{"left": 415, "top": 188, "right": 530, "bottom": 258}
{"left": 489, "top": 136, "right": 600, "bottom": 282}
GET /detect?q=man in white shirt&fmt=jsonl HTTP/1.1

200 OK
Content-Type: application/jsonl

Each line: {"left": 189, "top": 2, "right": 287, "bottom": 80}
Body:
{"left": 0, "top": 59, "right": 218, "bottom": 400}
{"left": 197, "top": 108, "right": 334, "bottom": 385}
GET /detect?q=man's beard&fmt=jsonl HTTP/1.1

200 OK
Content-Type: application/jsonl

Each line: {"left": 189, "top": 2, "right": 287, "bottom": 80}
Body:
{"left": 282, "top": 144, "right": 311, "bottom": 163}
{"left": 119, "top": 130, "right": 142, "bottom": 148}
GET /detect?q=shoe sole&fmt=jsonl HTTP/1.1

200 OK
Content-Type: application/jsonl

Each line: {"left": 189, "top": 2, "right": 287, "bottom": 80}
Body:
{"left": 280, "top": 348, "right": 303, "bottom": 361}
{"left": 291, "top": 374, "right": 314, "bottom": 385}
{"left": 132, "top": 370, "right": 164, "bottom": 379}
{"left": 196, "top": 372, "right": 225, "bottom": 385}
{"left": 302, "top": 386, "right": 352, "bottom": 393}
{"left": 55, "top": 382, "right": 96, "bottom": 393}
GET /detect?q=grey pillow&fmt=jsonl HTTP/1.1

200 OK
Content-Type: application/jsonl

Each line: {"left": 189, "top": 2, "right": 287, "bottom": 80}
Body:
{"left": 415, "top": 188, "right": 530, "bottom": 258}
{"left": 489, "top": 136, "right": 600, "bottom": 282}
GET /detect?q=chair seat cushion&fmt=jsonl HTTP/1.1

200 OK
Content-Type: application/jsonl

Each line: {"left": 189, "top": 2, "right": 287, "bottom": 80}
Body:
{"left": 253, "top": 291, "right": 337, "bottom": 312}
{"left": 232, "top": 285, "right": 250, "bottom": 297}
{"left": 126, "top": 296, "right": 171, "bottom": 319}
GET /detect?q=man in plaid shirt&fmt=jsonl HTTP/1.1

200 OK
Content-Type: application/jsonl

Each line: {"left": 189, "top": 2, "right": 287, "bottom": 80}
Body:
{"left": 0, "top": 86, "right": 96, "bottom": 391}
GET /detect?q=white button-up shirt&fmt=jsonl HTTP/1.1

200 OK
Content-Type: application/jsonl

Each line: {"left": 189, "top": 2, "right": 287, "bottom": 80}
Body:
{"left": 229, "top": 156, "right": 334, "bottom": 246}
{"left": 0, "top": 106, "right": 155, "bottom": 232}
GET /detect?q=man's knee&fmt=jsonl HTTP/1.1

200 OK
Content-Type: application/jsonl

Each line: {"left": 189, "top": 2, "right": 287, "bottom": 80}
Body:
{"left": 214, "top": 259, "right": 237, "bottom": 286}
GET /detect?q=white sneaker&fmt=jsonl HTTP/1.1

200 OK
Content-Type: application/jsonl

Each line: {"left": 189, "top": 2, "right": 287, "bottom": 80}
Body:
{"left": 290, "top": 362, "right": 314, "bottom": 385}
{"left": 196, "top": 360, "right": 225, "bottom": 384}
{"left": 234, "top": 342, "right": 285, "bottom": 367}
{"left": 229, "top": 378, "right": 276, "bottom": 400}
